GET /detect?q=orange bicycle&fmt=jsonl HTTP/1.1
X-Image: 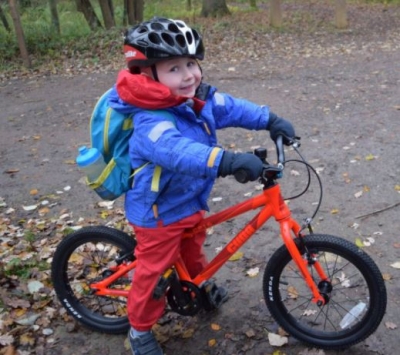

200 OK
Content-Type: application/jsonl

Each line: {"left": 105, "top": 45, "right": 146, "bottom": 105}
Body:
{"left": 51, "top": 137, "right": 387, "bottom": 350}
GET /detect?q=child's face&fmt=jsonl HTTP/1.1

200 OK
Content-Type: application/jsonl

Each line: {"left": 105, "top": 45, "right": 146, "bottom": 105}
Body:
{"left": 155, "top": 57, "right": 202, "bottom": 98}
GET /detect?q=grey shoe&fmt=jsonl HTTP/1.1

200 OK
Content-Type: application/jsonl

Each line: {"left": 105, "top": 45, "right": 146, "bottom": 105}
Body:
{"left": 201, "top": 281, "right": 229, "bottom": 311}
{"left": 129, "top": 328, "right": 163, "bottom": 355}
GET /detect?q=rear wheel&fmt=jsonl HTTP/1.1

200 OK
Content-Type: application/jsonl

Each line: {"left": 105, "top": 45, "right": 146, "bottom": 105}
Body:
{"left": 263, "top": 234, "right": 387, "bottom": 350}
{"left": 51, "top": 226, "right": 136, "bottom": 334}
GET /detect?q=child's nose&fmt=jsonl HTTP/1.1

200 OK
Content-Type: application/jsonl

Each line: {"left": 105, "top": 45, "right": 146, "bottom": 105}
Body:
{"left": 183, "top": 67, "right": 194, "bottom": 79}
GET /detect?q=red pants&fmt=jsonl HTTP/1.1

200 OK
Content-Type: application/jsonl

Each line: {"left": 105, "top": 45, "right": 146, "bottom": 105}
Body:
{"left": 127, "top": 211, "right": 208, "bottom": 331}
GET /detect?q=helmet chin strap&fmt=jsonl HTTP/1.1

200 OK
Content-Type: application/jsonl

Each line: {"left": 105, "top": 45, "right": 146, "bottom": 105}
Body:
{"left": 151, "top": 65, "right": 159, "bottom": 82}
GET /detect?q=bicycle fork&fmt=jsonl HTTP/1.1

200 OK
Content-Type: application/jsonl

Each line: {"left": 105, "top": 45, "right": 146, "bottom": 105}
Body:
{"left": 280, "top": 218, "right": 329, "bottom": 306}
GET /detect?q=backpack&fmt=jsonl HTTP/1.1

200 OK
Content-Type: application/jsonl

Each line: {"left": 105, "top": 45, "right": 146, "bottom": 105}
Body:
{"left": 85, "top": 88, "right": 173, "bottom": 201}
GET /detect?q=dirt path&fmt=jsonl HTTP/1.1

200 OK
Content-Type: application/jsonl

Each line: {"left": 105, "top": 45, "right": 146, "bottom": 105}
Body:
{"left": 1, "top": 7, "right": 400, "bottom": 355}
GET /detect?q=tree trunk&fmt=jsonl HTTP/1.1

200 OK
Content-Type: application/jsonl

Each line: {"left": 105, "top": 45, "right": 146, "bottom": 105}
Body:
{"left": 98, "top": 0, "right": 115, "bottom": 29}
{"left": 126, "top": 0, "right": 143, "bottom": 26}
{"left": 335, "top": 0, "right": 348, "bottom": 29}
{"left": 269, "top": 0, "right": 282, "bottom": 28}
{"left": 187, "top": 0, "right": 191, "bottom": 11}
{"left": 201, "top": 0, "right": 230, "bottom": 18}
{"left": 0, "top": 4, "right": 11, "bottom": 32}
{"left": 75, "top": 0, "right": 102, "bottom": 30}
{"left": 8, "top": 0, "right": 31, "bottom": 68}
{"left": 48, "top": 0, "right": 60, "bottom": 33}
{"left": 99, "top": 0, "right": 115, "bottom": 30}
{"left": 249, "top": 0, "right": 257, "bottom": 8}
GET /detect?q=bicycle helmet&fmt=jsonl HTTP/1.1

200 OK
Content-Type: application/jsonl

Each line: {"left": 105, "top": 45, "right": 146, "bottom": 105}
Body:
{"left": 123, "top": 17, "right": 205, "bottom": 70}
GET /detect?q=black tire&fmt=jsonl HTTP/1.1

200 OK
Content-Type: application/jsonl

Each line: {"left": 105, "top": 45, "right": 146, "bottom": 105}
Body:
{"left": 263, "top": 234, "right": 387, "bottom": 350}
{"left": 51, "top": 226, "right": 136, "bottom": 334}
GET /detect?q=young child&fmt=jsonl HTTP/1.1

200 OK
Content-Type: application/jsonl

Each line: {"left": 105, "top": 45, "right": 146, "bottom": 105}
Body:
{"left": 108, "top": 17, "right": 295, "bottom": 355}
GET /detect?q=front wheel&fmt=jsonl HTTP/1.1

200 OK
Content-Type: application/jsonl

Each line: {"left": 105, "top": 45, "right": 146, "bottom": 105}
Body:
{"left": 263, "top": 234, "right": 387, "bottom": 350}
{"left": 51, "top": 226, "right": 136, "bottom": 334}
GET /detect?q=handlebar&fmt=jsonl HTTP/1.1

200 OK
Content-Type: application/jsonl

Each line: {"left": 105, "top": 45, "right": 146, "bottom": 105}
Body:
{"left": 234, "top": 135, "right": 300, "bottom": 184}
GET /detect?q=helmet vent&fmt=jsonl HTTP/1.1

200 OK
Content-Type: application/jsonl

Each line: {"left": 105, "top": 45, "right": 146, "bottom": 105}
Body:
{"left": 148, "top": 33, "right": 161, "bottom": 44}
{"left": 138, "top": 26, "right": 148, "bottom": 34}
{"left": 161, "top": 33, "right": 175, "bottom": 47}
{"left": 168, "top": 23, "right": 180, "bottom": 33}
{"left": 175, "top": 34, "right": 186, "bottom": 48}
{"left": 185, "top": 31, "right": 193, "bottom": 45}
{"left": 151, "top": 23, "right": 164, "bottom": 31}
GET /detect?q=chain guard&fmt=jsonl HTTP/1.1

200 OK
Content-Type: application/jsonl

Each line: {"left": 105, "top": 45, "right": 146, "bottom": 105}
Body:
{"left": 166, "top": 281, "right": 203, "bottom": 316}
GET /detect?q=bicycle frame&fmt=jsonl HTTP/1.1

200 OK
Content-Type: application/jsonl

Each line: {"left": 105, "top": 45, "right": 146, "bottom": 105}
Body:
{"left": 90, "top": 182, "right": 328, "bottom": 305}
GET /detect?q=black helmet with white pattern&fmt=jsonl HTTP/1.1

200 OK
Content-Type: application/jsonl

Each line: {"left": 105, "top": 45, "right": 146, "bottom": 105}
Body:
{"left": 123, "top": 17, "right": 204, "bottom": 69}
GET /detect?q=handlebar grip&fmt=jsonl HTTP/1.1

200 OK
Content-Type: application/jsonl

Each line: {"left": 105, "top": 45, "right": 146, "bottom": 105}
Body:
{"left": 234, "top": 169, "right": 249, "bottom": 184}
{"left": 276, "top": 135, "right": 285, "bottom": 166}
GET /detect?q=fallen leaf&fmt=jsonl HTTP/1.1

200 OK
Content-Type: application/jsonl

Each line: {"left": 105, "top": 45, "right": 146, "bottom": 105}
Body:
{"left": 268, "top": 332, "right": 288, "bottom": 347}
{"left": 382, "top": 273, "right": 392, "bottom": 281}
{"left": 287, "top": 285, "right": 299, "bottom": 299}
{"left": 246, "top": 267, "right": 260, "bottom": 277}
{"left": 355, "top": 238, "right": 364, "bottom": 248}
{"left": 354, "top": 191, "right": 363, "bottom": 198}
{"left": 0, "top": 334, "right": 14, "bottom": 346}
{"left": 330, "top": 209, "right": 339, "bottom": 214}
{"left": 365, "top": 154, "right": 376, "bottom": 161}
{"left": 390, "top": 262, "right": 400, "bottom": 269}
{"left": 245, "top": 329, "right": 256, "bottom": 338}
{"left": 4, "top": 169, "right": 19, "bottom": 174}
{"left": 229, "top": 251, "right": 244, "bottom": 261}
{"left": 22, "top": 205, "right": 38, "bottom": 211}
{"left": 385, "top": 321, "right": 397, "bottom": 329}
{"left": 30, "top": 189, "right": 38, "bottom": 195}
{"left": 19, "top": 333, "right": 35, "bottom": 346}
{"left": 303, "top": 309, "right": 317, "bottom": 316}
{"left": 208, "top": 338, "right": 217, "bottom": 347}
{"left": 181, "top": 328, "right": 195, "bottom": 338}
{"left": 211, "top": 323, "right": 221, "bottom": 331}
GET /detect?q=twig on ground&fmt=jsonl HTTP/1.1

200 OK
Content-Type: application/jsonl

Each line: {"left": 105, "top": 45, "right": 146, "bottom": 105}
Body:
{"left": 354, "top": 201, "right": 400, "bottom": 219}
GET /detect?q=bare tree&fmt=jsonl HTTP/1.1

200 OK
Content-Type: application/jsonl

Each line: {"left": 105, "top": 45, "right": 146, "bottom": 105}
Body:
{"left": 0, "top": 3, "right": 11, "bottom": 32}
{"left": 98, "top": 0, "right": 115, "bottom": 29}
{"left": 201, "top": 0, "right": 230, "bottom": 17}
{"left": 75, "top": 0, "right": 102, "bottom": 30}
{"left": 269, "top": 0, "right": 282, "bottom": 28}
{"left": 335, "top": 0, "right": 348, "bottom": 29}
{"left": 8, "top": 0, "right": 31, "bottom": 67}
{"left": 48, "top": 0, "right": 60, "bottom": 33}
{"left": 125, "top": 0, "right": 143, "bottom": 26}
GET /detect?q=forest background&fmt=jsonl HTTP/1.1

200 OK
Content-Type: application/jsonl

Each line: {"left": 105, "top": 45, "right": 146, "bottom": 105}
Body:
{"left": 1, "top": 0, "right": 396, "bottom": 75}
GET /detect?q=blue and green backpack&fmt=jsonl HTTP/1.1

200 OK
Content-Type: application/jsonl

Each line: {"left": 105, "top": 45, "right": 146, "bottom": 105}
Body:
{"left": 86, "top": 89, "right": 174, "bottom": 201}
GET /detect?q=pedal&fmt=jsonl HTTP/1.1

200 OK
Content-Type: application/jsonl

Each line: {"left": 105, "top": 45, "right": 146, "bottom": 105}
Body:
{"left": 152, "top": 268, "right": 175, "bottom": 300}
{"left": 201, "top": 281, "right": 228, "bottom": 311}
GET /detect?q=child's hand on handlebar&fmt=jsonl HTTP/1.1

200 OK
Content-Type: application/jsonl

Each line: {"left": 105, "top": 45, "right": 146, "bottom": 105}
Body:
{"left": 267, "top": 112, "right": 295, "bottom": 145}
{"left": 218, "top": 151, "right": 263, "bottom": 183}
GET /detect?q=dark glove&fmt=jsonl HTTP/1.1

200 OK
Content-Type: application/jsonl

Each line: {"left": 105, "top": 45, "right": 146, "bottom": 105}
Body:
{"left": 267, "top": 112, "right": 295, "bottom": 145}
{"left": 218, "top": 151, "right": 263, "bottom": 182}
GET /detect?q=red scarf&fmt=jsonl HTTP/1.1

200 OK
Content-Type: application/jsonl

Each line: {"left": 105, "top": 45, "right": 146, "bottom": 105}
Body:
{"left": 116, "top": 70, "right": 205, "bottom": 112}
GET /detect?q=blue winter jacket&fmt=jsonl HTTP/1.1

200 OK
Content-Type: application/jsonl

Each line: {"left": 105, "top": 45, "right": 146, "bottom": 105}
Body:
{"left": 108, "top": 73, "right": 271, "bottom": 227}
